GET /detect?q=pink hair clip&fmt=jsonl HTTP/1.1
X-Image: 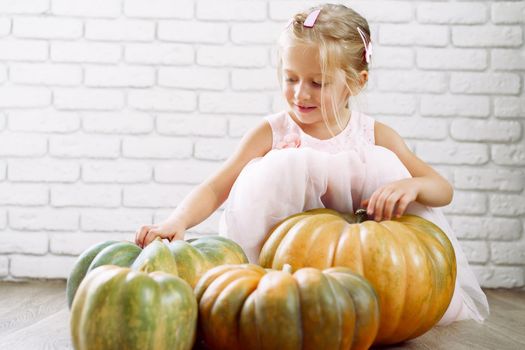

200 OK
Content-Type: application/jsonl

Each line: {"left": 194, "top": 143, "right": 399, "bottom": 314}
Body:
{"left": 357, "top": 26, "right": 373, "bottom": 64}
{"left": 303, "top": 9, "right": 321, "bottom": 28}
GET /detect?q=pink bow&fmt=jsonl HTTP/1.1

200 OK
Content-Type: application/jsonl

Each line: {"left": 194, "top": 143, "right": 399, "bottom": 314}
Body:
{"left": 276, "top": 133, "right": 301, "bottom": 149}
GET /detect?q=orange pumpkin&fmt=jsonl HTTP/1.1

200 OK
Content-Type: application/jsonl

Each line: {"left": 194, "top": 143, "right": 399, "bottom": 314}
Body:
{"left": 259, "top": 208, "right": 456, "bottom": 345}
{"left": 194, "top": 263, "right": 380, "bottom": 350}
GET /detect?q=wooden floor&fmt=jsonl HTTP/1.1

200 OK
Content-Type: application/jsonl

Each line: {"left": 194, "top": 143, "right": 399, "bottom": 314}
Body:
{"left": 0, "top": 281, "right": 523, "bottom": 350}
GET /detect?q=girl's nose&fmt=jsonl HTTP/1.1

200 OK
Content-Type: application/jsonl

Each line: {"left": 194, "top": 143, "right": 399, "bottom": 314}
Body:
{"left": 294, "top": 82, "right": 311, "bottom": 101}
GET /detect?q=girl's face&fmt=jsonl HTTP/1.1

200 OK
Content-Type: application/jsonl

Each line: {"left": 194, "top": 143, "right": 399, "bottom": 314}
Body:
{"left": 281, "top": 44, "right": 350, "bottom": 127}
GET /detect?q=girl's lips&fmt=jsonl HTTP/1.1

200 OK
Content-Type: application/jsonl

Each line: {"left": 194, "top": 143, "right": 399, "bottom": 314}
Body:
{"left": 296, "top": 104, "right": 316, "bottom": 113}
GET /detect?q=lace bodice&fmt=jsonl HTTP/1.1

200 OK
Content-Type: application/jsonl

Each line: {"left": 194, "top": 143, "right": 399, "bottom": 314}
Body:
{"left": 265, "top": 109, "right": 375, "bottom": 154}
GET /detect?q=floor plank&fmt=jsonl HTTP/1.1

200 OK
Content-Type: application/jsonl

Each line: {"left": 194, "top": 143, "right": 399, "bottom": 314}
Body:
{"left": 0, "top": 282, "right": 523, "bottom": 350}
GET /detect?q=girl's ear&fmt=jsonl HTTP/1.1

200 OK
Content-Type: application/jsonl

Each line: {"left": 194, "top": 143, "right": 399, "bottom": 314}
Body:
{"left": 359, "top": 70, "right": 369, "bottom": 87}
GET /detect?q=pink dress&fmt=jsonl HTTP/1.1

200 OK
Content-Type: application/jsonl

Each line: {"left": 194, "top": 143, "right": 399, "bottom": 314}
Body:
{"left": 219, "top": 109, "right": 489, "bottom": 326}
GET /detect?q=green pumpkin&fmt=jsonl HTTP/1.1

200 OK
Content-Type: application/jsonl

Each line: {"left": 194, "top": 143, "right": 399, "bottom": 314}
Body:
{"left": 66, "top": 236, "right": 248, "bottom": 308}
{"left": 70, "top": 265, "right": 197, "bottom": 350}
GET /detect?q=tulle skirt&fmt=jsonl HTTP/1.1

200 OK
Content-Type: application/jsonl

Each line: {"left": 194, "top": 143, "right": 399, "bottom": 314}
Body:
{"left": 219, "top": 146, "right": 489, "bottom": 325}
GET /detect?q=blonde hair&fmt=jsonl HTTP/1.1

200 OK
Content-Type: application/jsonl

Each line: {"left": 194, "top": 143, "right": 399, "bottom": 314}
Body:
{"left": 277, "top": 4, "right": 371, "bottom": 136}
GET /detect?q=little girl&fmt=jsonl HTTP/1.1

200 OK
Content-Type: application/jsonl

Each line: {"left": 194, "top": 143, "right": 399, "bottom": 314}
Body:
{"left": 135, "top": 4, "right": 489, "bottom": 326}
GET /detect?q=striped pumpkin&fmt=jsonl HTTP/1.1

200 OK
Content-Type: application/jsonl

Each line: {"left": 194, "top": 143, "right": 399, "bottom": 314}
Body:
{"left": 194, "top": 263, "right": 380, "bottom": 350}
{"left": 66, "top": 236, "right": 248, "bottom": 308}
{"left": 259, "top": 208, "right": 456, "bottom": 345}
{"left": 71, "top": 265, "right": 197, "bottom": 350}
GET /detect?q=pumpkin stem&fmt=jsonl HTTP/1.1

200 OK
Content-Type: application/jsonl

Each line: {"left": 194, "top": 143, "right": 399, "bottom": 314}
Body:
{"left": 282, "top": 264, "right": 293, "bottom": 274}
{"left": 355, "top": 209, "right": 368, "bottom": 223}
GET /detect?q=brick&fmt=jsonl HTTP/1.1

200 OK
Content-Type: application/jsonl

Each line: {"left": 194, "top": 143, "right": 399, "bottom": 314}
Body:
{"left": 194, "top": 139, "right": 238, "bottom": 161}
{"left": 269, "top": 1, "right": 309, "bottom": 21}
{"left": 490, "top": 194, "right": 525, "bottom": 216}
{"left": 0, "top": 257, "right": 7, "bottom": 277}
{"left": 453, "top": 25, "right": 522, "bottom": 47}
{"left": 451, "top": 73, "right": 520, "bottom": 94}
{"left": 0, "top": 0, "right": 48, "bottom": 14}
{"left": 10, "top": 255, "right": 78, "bottom": 279}
{"left": 81, "top": 209, "right": 152, "bottom": 232}
{"left": 491, "top": 242, "right": 525, "bottom": 265}
{"left": 123, "top": 184, "right": 192, "bottom": 208}
{"left": 417, "top": 48, "right": 486, "bottom": 70}
{"left": 451, "top": 119, "right": 521, "bottom": 142}
{"left": 85, "top": 65, "right": 155, "bottom": 88}
{"left": 353, "top": 1, "right": 412, "bottom": 23}
{"left": 8, "top": 159, "right": 79, "bottom": 182}
{"left": 366, "top": 47, "right": 414, "bottom": 69}
{"left": 51, "top": 184, "right": 121, "bottom": 208}
{"left": 0, "top": 64, "right": 6, "bottom": 83}
{"left": 86, "top": 19, "right": 155, "bottom": 42}
{"left": 443, "top": 191, "right": 487, "bottom": 215}
{"left": 376, "top": 71, "right": 447, "bottom": 93}
{"left": 0, "top": 39, "right": 47, "bottom": 61}
{"left": 0, "top": 112, "right": 5, "bottom": 130}
{"left": 52, "top": 0, "right": 120, "bottom": 17}
{"left": 197, "top": 0, "right": 266, "bottom": 21}
{"left": 379, "top": 24, "right": 448, "bottom": 46}
{"left": 0, "top": 18, "right": 9, "bottom": 36}
{"left": 417, "top": 2, "right": 487, "bottom": 24}
{"left": 455, "top": 168, "right": 525, "bottom": 192}
{"left": 51, "top": 42, "right": 121, "bottom": 63}
{"left": 8, "top": 110, "right": 80, "bottom": 133}
{"left": 417, "top": 142, "right": 489, "bottom": 165}
{"left": 125, "top": 0, "right": 193, "bottom": 19}
{"left": 420, "top": 95, "right": 490, "bottom": 117}
{"left": 10, "top": 63, "right": 82, "bottom": 86}
{"left": 451, "top": 216, "right": 522, "bottom": 241}
{"left": 376, "top": 116, "right": 448, "bottom": 140}
{"left": 122, "top": 136, "right": 192, "bottom": 159}
{"left": 492, "top": 49, "right": 525, "bottom": 70}
{"left": 83, "top": 160, "right": 152, "bottom": 183}
{"left": 460, "top": 241, "right": 489, "bottom": 264}
{"left": 158, "top": 21, "right": 229, "bottom": 44}
{"left": 232, "top": 23, "right": 285, "bottom": 44}
{"left": 50, "top": 232, "right": 131, "bottom": 256}
{"left": 0, "top": 133, "right": 47, "bottom": 157}
{"left": 197, "top": 46, "right": 267, "bottom": 67}
{"left": 0, "top": 86, "right": 51, "bottom": 108}
{"left": 128, "top": 89, "right": 196, "bottom": 112}
{"left": 200, "top": 92, "right": 269, "bottom": 114}
{"left": 156, "top": 114, "right": 228, "bottom": 137}
{"left": 475, "top": 266, "right": 524, "bottom": 288}
{"left": 13, "top": 17, "right": 82, "bottom": 39}
{"left": 155, "top": 160, "right": 220, "bottom": 184}
{"left": 0, "top": 233, "right": 48, "bottom": 255}
{"left": 363, "top": 93, "right": 416, "bottom": 116}
{"left": 492, "top": 2, "right": 525, "bottom": 24}
{"left": 49, "top": 135, "right": 120, "bottom": 158}
{"left": 54, "top": 88, "right": 125, "bottom": 111}
{"left": 232, "top": 68, "right": 280, "bottom": 91}
{"left": 492, "top": 144, "right": 525, "bottom": 166}
{"left": 82, "top": 112, "right": 153, "bottom": 134}
{"left": 9, "top": 208, "right": 79, "bottom": 231}
{"left": 125, "top": 43, "right": 194, "bottom": 65}
{"left": 495, "top": 97, "right": 525, "bottom": 118}
{"left": 0, "top": 209, "right": 6, "bottom": 229}
{"left": 0, "top": 183, "right": 48, "bottom": 206}
{"left": 228, "top": 116, "right": 260, "bottom": 138}
{"left": 158, "top": 67, "right": 228, "bottom": 90}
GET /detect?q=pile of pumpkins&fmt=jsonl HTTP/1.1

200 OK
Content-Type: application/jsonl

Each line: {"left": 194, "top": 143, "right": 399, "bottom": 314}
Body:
{"left": 68, "top": 209, "right": 456, "bottom": 350}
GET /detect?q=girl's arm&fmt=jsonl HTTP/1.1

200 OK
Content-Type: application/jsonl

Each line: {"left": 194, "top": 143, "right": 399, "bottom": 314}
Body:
{"left": 363, "top": 121, "right": 454, "bottom": 221}
{"left": 135, "top": 120, "right": 273, "bottom": 247}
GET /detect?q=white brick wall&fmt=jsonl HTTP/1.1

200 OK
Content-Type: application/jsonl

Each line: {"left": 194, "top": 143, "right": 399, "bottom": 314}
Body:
{"left": 0, "top": 0, "right": 523, "bottom": 288}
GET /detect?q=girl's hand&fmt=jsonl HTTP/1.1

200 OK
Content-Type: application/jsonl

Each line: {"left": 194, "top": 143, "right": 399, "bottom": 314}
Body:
{"left": 361, "top": 178, "right": 420, "bottom": 221}
{"left": 134, "top": 221, "right": 185, "bottom": 248}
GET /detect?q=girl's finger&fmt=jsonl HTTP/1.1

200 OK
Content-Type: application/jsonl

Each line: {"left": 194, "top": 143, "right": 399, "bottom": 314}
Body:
{"left": 366, "top": 189, "right": 381, "bottom": 216}
{"left": 374, "top": 189, "right": 392, "bottom": 221}
{"left": 383, "top": 191, "right": 401, "bottom": 220}
{"left": 135, "top": 225, "right": 152, "bottom": 247}
{"left": 395, "top": 195, "right": 411, "bottom": 218}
